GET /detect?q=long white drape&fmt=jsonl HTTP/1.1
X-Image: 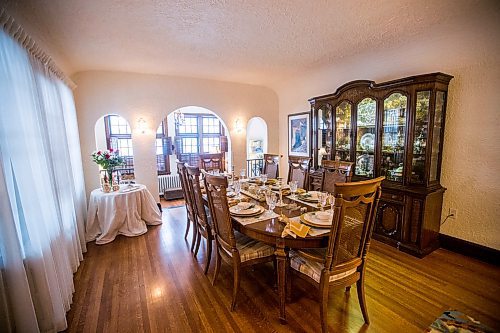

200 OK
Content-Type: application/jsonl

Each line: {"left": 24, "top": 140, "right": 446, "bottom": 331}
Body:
{"left": 0, "top": 27, "right": 86, "bottom": 332}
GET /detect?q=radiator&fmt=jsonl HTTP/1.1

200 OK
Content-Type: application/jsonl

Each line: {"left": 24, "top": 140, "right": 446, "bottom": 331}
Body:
{"left": 158, "top": 174, "right": 181, "bottom": 193}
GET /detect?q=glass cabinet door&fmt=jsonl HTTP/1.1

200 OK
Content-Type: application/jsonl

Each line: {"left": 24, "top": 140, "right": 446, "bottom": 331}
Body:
{"left": 411, "top": 91, "right": 430, "bottom": 183}
{"left": 317, "top": 104, "right": 332, "bottom": 163}
{"left": 335, "top": 101, "right": 352, "bottom": 161}
{"left": 381, "top": 93, "right": 407, "bottom": 182}
{"left": 355, "top": 98, "right": 376, "bottom": 177}
{"left": 430, "top": 91, "right": 445, "bottom": 181}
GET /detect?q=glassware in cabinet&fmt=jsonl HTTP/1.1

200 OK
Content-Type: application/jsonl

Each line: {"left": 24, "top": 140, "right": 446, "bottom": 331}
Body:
{"left": 381, "top": 93, "right": 407, "bottom": 182}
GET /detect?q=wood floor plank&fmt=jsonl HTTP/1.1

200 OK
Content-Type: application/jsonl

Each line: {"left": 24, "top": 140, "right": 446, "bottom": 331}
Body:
{"left": 64, "top": 203, "right": 500, "bottom": 332}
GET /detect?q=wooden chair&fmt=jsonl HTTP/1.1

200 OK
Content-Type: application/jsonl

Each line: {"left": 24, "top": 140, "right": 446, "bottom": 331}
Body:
{"left": 186, "top": 165, "right": 214, "bottom": 274}
{"left": 204, "top": 173, "right": 275, "bottom": 311}
{"left": 262, "top": 153, "right": 280, "bottom": 179}
{"left": 287, "top": 156, "right": 312, "bottom": 189}
{"left": 320, "top": 160, "right": 354, "bottom": 193}
{"left": 289, "top": 176, "right": 384, "bottom": 333}
{"left": 199, "top": 153, "right": 225, "bottom": 173}
{"left": 176, "top": 161, "right": 197, "bottom": 252}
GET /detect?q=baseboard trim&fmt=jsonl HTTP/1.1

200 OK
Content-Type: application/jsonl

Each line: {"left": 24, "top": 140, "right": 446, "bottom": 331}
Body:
{"left": 439, "top": 234, "right": 499, "bottom": 266}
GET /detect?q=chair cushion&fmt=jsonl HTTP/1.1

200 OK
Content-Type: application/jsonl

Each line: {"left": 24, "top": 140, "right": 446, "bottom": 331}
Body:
{"left": 221, "top": 232, "right": 275, "bottom": 262}
{"left": 290, "top": 250, "right": 357, "bottom": 283}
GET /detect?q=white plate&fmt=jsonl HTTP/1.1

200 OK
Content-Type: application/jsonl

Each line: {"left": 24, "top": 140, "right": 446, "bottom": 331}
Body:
{"left": 298, "top": 191, "right": 320, "bottom": 202}
{"left": 360, "top": 133, "right": 375, "bottom": 151}
{"left": 300, "top": 211, "right": 333, "bottom": 228}
{"left": 229, "top": 205, "right": 264, "bottom": 216}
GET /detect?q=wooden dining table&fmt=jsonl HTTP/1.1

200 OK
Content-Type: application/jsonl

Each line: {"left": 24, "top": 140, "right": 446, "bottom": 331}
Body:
{"left": 209, "top": 184, "right": 331, "bottom": 324}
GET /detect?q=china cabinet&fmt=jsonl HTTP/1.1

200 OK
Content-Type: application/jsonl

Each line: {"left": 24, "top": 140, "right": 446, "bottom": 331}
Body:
{"left": 309, "top": 73, "right": 453, "bottom": 257}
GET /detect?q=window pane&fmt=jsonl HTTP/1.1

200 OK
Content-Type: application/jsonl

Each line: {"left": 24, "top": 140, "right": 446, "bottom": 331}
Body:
{"left": 117, "top": 138, "right": 133, "bottom": 156}
{"left": 178, "top": 117, "right": 198, "bottom": 134}
{"left": 156, "top": 122, "right": 164, "bottom": 135}
{"left": 156, "top": 138, "right": 163, "bottom": 155}
{"left": 182, "top": 138, "right": 198, "bottom": 153}
{"left": 202, "top": 117, "right": 220, "bottom": 133}
{"left": 203, "top": 137, "right": 220, "bottom": 153}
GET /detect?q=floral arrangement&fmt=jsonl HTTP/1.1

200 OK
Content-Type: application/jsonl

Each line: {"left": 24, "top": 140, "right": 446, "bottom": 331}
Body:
{"left": 91, "top": 149, "right": 125, "bottom": 170}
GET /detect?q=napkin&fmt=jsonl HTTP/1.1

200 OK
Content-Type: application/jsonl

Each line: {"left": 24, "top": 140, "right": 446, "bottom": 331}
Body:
{"left": 227, "top": 197, "right": 250, "bottom": 207}
{"left": 281, "top": 216, "right": 310, "bottom": 238}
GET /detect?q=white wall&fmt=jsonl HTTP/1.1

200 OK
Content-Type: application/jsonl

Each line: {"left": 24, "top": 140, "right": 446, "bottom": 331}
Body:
{"left": 73, "top": 71, "right": 279, "bottom": 201}
{"left": 275, "top": 6, "right": 500, "bottom": 249}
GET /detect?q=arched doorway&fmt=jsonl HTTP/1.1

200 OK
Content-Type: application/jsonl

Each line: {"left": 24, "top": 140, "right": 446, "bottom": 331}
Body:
{"left": 94, "top": 114, "right": 135, "bottom": 178}
{"left": 246, "top": 117, "right": 268, "bottom": 177}
{"left": 155, "top": 106, "right": 232, "bottom": 198}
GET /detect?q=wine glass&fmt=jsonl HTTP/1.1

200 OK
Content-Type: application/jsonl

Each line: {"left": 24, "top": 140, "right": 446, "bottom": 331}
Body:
{"left": 233, "top": 180, "right": 241, "bottom": 199}
{"left": 265, "top": 190, "right": 277, "bottom": 216}
{"left": 328, "top": 193, "right": 335, "bottom": 216}
{"left": 289, "top": 180, "right": 298, "bottom": 198}
{"left": 260, "top": 173, "right": 268, "bottom": 189}
{"left": 317, "top": 192, "right": 328, "bottom": 211}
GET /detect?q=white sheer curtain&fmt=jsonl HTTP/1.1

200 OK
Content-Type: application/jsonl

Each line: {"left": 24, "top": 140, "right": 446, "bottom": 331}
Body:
{"left": 0, "top": 26, "right": 87, "bottom": 332}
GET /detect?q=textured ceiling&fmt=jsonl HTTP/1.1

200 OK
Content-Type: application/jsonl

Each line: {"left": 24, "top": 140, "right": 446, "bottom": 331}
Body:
{"left": 2, "top": 0, "right": 494, "bottom": 86}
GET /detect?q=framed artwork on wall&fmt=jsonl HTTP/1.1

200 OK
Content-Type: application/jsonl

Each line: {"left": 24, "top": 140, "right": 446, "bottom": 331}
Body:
{"left": 288, "top": 112, "right": 311, "bottom": 157}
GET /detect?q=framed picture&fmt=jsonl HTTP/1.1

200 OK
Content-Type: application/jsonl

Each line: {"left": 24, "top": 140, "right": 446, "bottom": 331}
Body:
{"left": 288, "top": 112, "right": 311, "bottom": 157}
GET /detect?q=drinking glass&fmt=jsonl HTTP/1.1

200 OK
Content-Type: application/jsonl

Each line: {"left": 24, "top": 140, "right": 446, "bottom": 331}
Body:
{"left": 289, "top": 180, "right": 298, "bottom": 198}
{"left": 329, "top": 193, "right": 335, "bottom": 213}
{"left": 233, "top": 180, "right": 241, "bottom": 199}
{"left": 240, "top": 169, "right": 246, "bottom": 179}
{"left": 318, "top": 192, "right": 328, "bottom": 211}
{"left": 265, "top": 190, "right": 277, "bottom": 216}
{"left": 260, "top": 173, "right": 268, "bottom": 189}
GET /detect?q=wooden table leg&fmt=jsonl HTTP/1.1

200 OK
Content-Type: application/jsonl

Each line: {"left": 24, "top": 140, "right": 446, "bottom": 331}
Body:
{"left": 275, "top": 238, "right": 287, "bottom": 324}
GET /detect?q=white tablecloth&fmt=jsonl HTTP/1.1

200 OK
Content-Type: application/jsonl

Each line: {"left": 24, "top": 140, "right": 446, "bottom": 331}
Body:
{"left": 86, "top": 184, "right": 162, "bottom": 244}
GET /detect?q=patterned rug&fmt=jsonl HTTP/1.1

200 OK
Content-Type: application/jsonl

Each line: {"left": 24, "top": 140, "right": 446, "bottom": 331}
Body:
{"left": 427, "top": 310, "right": 495, "bottom": 333}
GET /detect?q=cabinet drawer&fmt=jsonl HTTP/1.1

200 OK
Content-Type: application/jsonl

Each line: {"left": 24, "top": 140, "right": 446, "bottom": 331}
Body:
{"left": 381, "top": 192, "right": 404, "bottom": 203}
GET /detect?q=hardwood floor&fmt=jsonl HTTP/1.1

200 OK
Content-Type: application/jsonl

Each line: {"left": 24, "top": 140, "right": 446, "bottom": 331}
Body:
{"left": 66, "top": 202, "right": 500, "bottom": 332}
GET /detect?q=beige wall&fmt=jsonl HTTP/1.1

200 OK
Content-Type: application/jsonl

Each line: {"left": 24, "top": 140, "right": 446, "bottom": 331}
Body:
{"left": 73, "top": 71, "right": 279, "bottom": 200}
{"left": 276, "top": 11, "right": 500, "bottom": 249}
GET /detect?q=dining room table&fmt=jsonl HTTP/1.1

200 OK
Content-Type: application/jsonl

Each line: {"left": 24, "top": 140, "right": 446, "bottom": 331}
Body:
{"left": 86, "top": 184, "right": 162, "bottom": 245}
{"left": 207, "top": 178, "right": 332, "bottom": 324}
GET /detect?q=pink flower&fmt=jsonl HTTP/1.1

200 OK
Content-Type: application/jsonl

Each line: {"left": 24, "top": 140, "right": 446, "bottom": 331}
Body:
{"left": 109, "top": 148, "right": 114, "bottom": 152}
{"left": 105, "top": 153, "right": 110, "bottom": 159}
{"left": 97, "top": 151, "right": 102, "bottom": 155}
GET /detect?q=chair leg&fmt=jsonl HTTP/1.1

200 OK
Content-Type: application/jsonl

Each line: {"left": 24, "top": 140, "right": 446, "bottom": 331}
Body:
{"left": 319, "top": 281, "right": 329, "bottom": 333}
{"left": 357, "top": 277, "right": 370, "bottom": 324}
{"left": 212, "top": 247, "right": 221, "bottom": 286}
{"left": 345, "top": 286, "right": 351, "bottom": 293}
{"left": 190, "top": 221, "right": 197, "bottom": 253}
{"left": 230, "top": 264, "right": 240, "bottom": 311}
{"left": 194, "top": 227, "right": 202, "bottom": 257}
{"left": 204, "top": 237, "right": 212, "bottom": 275}
{"left": 184, "top": 216, "right": 190, "bottom": 239}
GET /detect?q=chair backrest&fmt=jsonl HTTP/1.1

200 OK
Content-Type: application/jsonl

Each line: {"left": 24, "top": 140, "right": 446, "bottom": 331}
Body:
{"left": 177, "top": 161, "right": 196, "bottom": 222}
{"left": 186, "top": 165, "right": 209, "bottom": 228}
{"left": 321, "top": 160, "right": 354, "bottom": 193}
{"left": 324, "top": 176, "right": 384, "bottom": 274}
{"left": 262, "top": 153, "right": 279, "bottom": 179}
{"left": 204, "top": 173, "right": 236, "bottom": 253}
{"left": 287, "top": 156, "right": 312, "bottom": 189}
{"left": 199, "top": 153, "right": 225, "bottom": 173}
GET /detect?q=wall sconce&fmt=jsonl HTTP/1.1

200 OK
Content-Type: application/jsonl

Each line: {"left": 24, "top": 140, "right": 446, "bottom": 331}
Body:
{"left": 137, "top": 118, "right": 147, "bottom": 134}
{"left": 234, "top": 118, "right": 244, "bottom": 133}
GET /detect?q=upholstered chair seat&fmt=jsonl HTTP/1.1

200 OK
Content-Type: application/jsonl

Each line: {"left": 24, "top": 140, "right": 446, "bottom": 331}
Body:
{"left": 221, "top": 231, "right": 275, "bottom": 263}
{"left": 290, "top": 250, "right": 357, "bottom": 283}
